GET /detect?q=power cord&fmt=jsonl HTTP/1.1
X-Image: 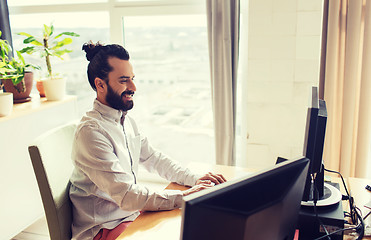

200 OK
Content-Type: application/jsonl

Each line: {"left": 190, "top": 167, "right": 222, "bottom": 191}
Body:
{"left": 311, "top": 174, "right": 331, "bottom": 240}
{"left": 314, "top": 221, "right": 362, "bottom": 240}
{"left": 364, "top": 211, "right": 371, "bottom": 220}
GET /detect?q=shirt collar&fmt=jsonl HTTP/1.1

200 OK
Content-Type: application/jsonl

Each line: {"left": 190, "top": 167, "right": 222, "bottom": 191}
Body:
{"left": 93, "top": 99, "right": 127, "bottom": 123}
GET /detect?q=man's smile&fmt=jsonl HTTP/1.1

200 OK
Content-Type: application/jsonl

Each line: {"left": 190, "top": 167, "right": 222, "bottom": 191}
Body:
{"left": 122, "top": 91, "right": 135, "bottom": 101}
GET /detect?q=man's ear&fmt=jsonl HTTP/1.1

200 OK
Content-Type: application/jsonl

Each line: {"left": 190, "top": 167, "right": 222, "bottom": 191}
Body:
{"left": 95, "top": 78, "right": 106, "bottom": 92}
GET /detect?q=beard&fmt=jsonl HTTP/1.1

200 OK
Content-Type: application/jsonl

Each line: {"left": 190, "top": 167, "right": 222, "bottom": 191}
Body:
{"left": 106, "top": 83, "right": 134, "bottom": 111}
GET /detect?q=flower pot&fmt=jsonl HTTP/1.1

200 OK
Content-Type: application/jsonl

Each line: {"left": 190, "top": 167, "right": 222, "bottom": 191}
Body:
{"left": 43, "top": 77, "right": 66, "bottom": 101}
{"left": 3, "top": 72, "right": 34, "bottom": 103}
{"left": 0, "top": 92, "right": 13, "bottom": 117}
{"left": 36, "top": 80, "right": 46, "bottom": 97}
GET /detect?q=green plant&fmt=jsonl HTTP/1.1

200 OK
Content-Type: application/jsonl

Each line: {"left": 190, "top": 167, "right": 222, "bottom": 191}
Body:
{"left": 0, "top": 31, "right": 38, "bottom": 93}
{"left": 0, "top": 31, "right": 16, "bottom": 90}
{"left": 18, "top": 23, "right": 79, "bottom": 79}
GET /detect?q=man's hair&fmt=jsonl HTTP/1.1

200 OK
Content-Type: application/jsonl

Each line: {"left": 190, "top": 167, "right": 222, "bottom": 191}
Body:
{"left": 82, "top": 41, "right": 130, "bottom": 90}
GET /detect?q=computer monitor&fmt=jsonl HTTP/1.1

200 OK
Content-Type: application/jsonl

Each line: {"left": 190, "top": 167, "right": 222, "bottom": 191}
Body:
{"left": 302, "top": 86, "right": 327, "bottom": 201}
{"left": 180, "top": 157, "right": 309, "bottom": 240}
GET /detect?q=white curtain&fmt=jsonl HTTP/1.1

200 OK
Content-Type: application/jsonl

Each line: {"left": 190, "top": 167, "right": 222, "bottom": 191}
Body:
{"left": 206, "top": 0, "right": 240, "bottom": 166}
{"left": 322, "top": 0, "right": 371, "bottom": 178}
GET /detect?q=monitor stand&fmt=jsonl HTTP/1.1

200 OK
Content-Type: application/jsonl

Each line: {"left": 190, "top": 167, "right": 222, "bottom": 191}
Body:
{"left": 301, "top": 182, "right": 342, "bottom": 207}
{"left": 276, "top": 158, "right": 342, "bottom": 207}
{"left": 297, "top": 182, "right": 345, "bottom": 240}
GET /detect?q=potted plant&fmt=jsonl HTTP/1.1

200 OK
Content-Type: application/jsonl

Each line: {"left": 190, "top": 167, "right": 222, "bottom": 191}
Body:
{"left": 18, "top": 23, "right": 79, "bottom": 101}
{"left": 0, "top": 31, "right": 14, "bottom": 116}
{"left": 1, "top": 31, "right": 39, "bottom": 106}
{"left": 2, "top": 52, "right": 40, "bottom": 103}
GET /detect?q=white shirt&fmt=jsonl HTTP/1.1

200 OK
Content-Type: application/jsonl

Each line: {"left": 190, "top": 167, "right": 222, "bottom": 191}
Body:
{"left": 69, "top": 99, "right": 199, "bottom": 240}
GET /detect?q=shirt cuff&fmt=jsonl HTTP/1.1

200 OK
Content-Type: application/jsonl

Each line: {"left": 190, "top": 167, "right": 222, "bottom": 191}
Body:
{"left": 164, "top": 189, "right": 184, "bottom": 208}
{"left": 183, "top": 170, "right": 201, "bottom": 187}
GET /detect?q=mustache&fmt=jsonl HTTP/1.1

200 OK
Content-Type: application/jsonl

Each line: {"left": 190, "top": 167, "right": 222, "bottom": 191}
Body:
{"left": 121, "top": 90, "right": 135, "bottom": 98}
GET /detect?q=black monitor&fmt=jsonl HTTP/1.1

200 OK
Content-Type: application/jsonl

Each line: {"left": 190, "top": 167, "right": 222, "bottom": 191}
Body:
{"left": 180, "top": 157, "right": 309, "bottom": 240}
{"left": 302, "top": 86, "right": 327, "bottom": 201}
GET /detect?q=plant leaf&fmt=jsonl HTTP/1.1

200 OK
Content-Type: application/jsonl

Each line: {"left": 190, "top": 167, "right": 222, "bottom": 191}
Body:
{"left": 54, "top": 32, "right": 80, "bottom": 39}
{"left": 52, "top": 49, "right": 72, "bottom": 56}
{"left": 50, "top": 24, "right": 54, "bottom": 36}
{"left": 23, "top": 36, "right": 43, "bottom": 46}
{"left": 43, "top": 24, "right": 53, "bottom": 38}
{"left": 19, "top": 46, "right": 35, "bottom": 54}
{"left": 12, "top": 75, "right": 24, "bottom": 86}
{"left": 15, "top": 50, "right": 25, "bottom": 65}
{"left": 17, "top": 32, "right": 33, "bottom": 38}
{"left": 51, "top": 38, "right": 73, "bottom": 50}
{"left": 0, "top": 39, "right": 11, "bottom": 56}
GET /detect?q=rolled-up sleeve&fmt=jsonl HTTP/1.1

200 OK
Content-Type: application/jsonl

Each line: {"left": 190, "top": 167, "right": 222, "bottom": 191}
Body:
{"left": 138, "top": 135, "right": 200, "bottom": 187}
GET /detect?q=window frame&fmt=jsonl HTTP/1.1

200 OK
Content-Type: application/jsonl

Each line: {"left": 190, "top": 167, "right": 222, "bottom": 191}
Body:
{"left": 8, "top": 0, "right": 206, "bottom": 44}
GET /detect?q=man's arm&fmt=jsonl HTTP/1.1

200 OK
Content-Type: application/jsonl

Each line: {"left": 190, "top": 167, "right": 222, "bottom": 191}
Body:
{"left": 138, "top": 135, "right": 226, "bottom": 189}
{"left": 72, "top": 124, "right": 185, "bottom": 211}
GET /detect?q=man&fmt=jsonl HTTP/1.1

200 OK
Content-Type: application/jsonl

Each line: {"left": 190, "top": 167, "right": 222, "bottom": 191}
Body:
{"left": 69, "top": 42, "right": 226, "bottom": 240}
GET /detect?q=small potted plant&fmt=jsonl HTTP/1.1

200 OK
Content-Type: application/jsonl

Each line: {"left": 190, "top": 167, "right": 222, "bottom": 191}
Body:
{"left": 18, "top": 23, "right": 79, "bottom": 101}
{"left": 1, "top": 31, "right": 39, "bottom": 109}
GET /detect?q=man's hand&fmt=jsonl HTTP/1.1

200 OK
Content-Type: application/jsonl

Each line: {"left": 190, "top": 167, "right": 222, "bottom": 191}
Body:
{"left": 182, "top": 172, "right": 227, "bottom": 196}
{"left": 182, "top": 182, "right": 214, "bottom": 196}
{"left": 196, "top": 172, "right": 227, "bottom": 186}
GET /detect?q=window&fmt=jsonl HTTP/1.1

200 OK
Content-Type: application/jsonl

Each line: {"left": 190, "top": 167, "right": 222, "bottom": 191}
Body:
{"left": 8, "top": 0, "right": 106, "bottom": 6}
{"left": 8, "top": 1, "right": 214, "bottom": 166}
{"left": 124, "top": 15, "right": 214, "bottom": 166}
{"left": 10, "top": 11, "right": 110, "bottom": 116}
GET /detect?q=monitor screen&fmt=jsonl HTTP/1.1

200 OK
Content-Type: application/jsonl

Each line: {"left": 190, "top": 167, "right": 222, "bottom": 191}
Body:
{"left": 302, "top": 86, "right": 327, "bottom": 201}
{"left": 302, "top": 86, "right": 327, "bottom": 175}
{"left": 180, "top": 157, "right": 309, "bottom": 240}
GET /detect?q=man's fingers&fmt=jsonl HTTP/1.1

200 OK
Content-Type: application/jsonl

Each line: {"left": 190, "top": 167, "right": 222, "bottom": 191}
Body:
{"left": 183, "top": 183, "right": 214, "bottom": 196}
{"left": 207, "top": 172, "right": 227, "bottom": 184}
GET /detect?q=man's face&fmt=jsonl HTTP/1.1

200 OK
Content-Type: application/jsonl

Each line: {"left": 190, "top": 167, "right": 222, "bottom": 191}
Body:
{"left": 105, "top": 57, "right": 136, "bottom": 111}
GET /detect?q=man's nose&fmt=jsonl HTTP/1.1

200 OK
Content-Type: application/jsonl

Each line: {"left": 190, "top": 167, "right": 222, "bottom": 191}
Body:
{"left": 128, "top": 79, "right": 136, "bottom": 92}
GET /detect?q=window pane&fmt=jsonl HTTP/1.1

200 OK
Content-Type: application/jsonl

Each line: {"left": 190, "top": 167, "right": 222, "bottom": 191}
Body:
{"left": 8, "top": 0, "right": 106, "bottom": 7}
{"left": 124, "top": 15, "right": 215, "bottom": 166}
{"left": 10, "top": 12, "right": 110, "bottom": 116}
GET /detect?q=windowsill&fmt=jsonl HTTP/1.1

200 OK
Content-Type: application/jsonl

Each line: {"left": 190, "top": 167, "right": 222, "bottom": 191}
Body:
{"left": 0, "top": 94, "right": 77, "bottom": 123}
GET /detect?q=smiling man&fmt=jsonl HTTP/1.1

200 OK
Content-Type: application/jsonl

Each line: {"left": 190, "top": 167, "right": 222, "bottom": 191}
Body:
{"left": 69, "top": 42, "right": 226, "bottom": 240}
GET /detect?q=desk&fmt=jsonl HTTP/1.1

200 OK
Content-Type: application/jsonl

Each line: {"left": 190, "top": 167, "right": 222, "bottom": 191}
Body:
{"left": 344, "top": 178, "right": 371, "bottom": 240}
{"left": 118, "top": 163, "right": 253, "bottom": 240}
{"left": 117, "top": 163, "right": 371, "bottom": 240}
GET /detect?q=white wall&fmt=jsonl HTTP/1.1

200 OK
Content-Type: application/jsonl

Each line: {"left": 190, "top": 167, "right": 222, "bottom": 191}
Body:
{"left": 0, "top": 96, "right": 78, "bottom": 239}
{"left": 237, "top": 0, "right": 324, "bottom": 169}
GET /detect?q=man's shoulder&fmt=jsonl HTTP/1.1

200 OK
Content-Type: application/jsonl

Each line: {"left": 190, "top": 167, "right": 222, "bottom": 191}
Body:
{"left": 75, "top": 115, "right": 105, "bottom": 136}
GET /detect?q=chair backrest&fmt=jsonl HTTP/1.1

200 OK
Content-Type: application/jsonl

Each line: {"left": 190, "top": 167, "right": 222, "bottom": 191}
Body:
{"left": 28, "top": 122, "right": 77, "bottom": 240}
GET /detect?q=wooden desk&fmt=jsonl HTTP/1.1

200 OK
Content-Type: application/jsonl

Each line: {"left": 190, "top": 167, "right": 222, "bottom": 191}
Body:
{"left": 347, "top": 178, "right": 371, "bottom": 221}
{"left": 345, "top": 178, "right": 371, "bottom": 240}
{"left": 117, "top": 163, "right": 253, "bottom": 240}
{"left": 117, "top": 163, "right": 371, "bottom": 240}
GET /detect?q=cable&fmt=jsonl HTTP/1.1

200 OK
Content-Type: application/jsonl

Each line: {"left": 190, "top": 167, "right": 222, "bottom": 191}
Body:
{"left": 312, "top": 182, "right": 331, "bottom": 240}
{"left": 319, "top": 168, "right": 365, "bottom": 239}
{"left": 324, "top": 168, "right": 351, "bottom": 197}
{"left": 313, "top": 205, "right": 364, "bottom": 240}
{"left": 354, "top": 206, "right": 365, "bottom": 239}
{"left": 324, "top": 168, "right": 357, "bottom": 223}
{"left": 313, "top": 223, "right": 361, "bottom": 240}
{"left": 364, "top": 210, "right": 371, "bottom": 220}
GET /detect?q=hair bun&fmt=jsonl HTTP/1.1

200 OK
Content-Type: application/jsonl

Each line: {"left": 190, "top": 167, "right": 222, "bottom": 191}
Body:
{"left": 82, "top": 41, "right": 105, "bottom": 61}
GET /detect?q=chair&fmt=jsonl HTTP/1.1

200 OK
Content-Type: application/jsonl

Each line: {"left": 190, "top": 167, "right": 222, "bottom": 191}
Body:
{"left": 28, "top": 122, "right": 77, "bottom": 240}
